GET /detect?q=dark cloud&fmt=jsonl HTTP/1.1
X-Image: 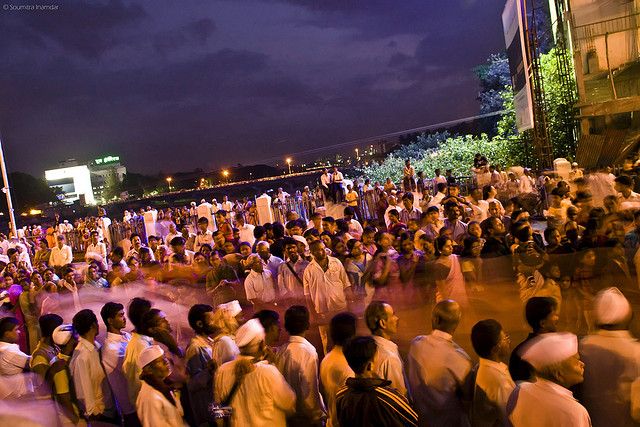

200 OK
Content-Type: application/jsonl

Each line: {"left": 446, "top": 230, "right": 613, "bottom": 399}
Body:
{"left": 153, "top": 18, "right": 216, "bottom": 55}
{"left": 0, "top": 0, "right": 510, "bottom": 176}
{"left": 12, "top": 0, "right": 147, "bottom": 60}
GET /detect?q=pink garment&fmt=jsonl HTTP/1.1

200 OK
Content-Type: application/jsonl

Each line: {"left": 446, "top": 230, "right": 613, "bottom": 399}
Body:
{"left": 436, "top": 255, "right": 468, "bottom": 306}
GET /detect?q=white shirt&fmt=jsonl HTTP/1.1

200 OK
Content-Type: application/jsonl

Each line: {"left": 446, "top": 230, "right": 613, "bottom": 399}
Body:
{"left": 123, "top": 333, "right": 154, "bottom": 406}
{"left": 332, "top": 171, "right": 344, "bottom": 183}
{"left": 137, "top": 380, "right": 185, "bottom": 427}
{"left": 49, "top": 244, "right": 73, "bottom": 267}
{"left": 101, "top": 331, "right": 135, "bottom": 415}
{"left": 347, "top": 219, "right": 363, "bottom": 236}
{"left": 408, "top": 330, "right": 472, "bottom": 426}
{"left": 519, "top": 175, "right": 535, "bottom": 194}
{"left": 372, "top": 335, "right": 407, "bottom": 397}
{"left": 276, "top": 335, "right": 326, "bottom": 422}
{"left": 303, "top": 256, "right": 350, "bottom": 315}
{"left": 164, "top": 232, "right": 181, "bottom": 247}
{"left": 238, "top": 223, "right": 256, "bottom": 246}
{"left": 86, "top": 242, "right": 107, "bottom": 259}
{"left": 245, "top": 269, "right": 277, "bottom": 303}
{"left": 473, "top": 358, "right": 515, "bottom": 427}
{"left": 277, "top": 257, "right": 309, "bottom": 301}
{"left": 320, "top": 346, "right": 354, "bottom": 427}
{"left": 194, "top": 230, "right": 213, "bottom": 253}
{"left": 214, "top": 356, "right": 296, "bottom": 427}
{"left": 508, "top": 378, "right": 590, "bottom": 427}
{"left": 321, "top": 173, "right": 332, "bottom": 189}
{"left": 212, "top": 335, "right": 240, "bottom": 367}
{"left": 466, "top": 199, "right": 489, "bottom": 223}
{"left": 579, "top": 329, "right": 640, "bottom": 426}
{"left": 69, "top": 337, "right": 115, "bottom": 417}
{"left": 0, "top": 341, "right": 29, "bottom": 375}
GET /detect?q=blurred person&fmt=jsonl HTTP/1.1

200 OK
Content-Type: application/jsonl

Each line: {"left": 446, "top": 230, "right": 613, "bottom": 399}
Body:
{"left": 205, "top": 251, "right": 239, "bottom": 307}
{"left": 578, "top": 287, "right": 640, "bottom": 426}
{"left": 211, "top": 301, "right": 242, "bottom": 366}
{"left": 408, "top": 300, "right": 471, "bottom": 426}
{"left": 320, "top": 313, "right": 356, "bottom": 427}
{"left": 184, "top": 304, "right": 217, "bottom": 427}
{"left": 336, "top": 336, "right": 418, "bottom": 427}
{"left": 276, "top": 306, "right": 327, "bottom": 425}
{"left": 48, "top": 324, "right": 82, "bottom": 424}
{"left": 30, "top": 313, "right": 63, "bottom": 382}
{"left": 214, "top": 319, "right": 296, "bottom": 427}
{"left": 123, "top": 298, "right": 153, "bottom": 406}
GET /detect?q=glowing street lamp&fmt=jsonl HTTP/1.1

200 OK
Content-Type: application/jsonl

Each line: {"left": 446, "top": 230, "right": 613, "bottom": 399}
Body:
{"left": 166, "top": 177, "right": 172, "bottom": 192}
{"left": 355, "top": 148, "right": 359, "bottom": 161}
{"left": 223, "top": 170, "right": 229, "bottom": 183}
{"left": 286, "top": 158, "right": 292, "bottom": 174}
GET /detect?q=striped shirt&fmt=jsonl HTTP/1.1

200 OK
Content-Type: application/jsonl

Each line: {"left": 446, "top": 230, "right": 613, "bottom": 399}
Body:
{"left": 336, "top": 377, "right": 418, "bottom": 427}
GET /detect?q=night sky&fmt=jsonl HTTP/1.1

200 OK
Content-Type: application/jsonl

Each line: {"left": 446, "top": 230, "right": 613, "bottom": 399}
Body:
{"left": 0, "top": 0, "right": 508, "bottom": 176}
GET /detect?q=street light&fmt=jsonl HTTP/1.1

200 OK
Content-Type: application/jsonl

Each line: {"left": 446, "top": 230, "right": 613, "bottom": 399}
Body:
{"left": 223, "top": 170, "right": 229, "bottom": 183}
{"left": 286, "top": 158, "right": 292, "bottom": 174}
{"left": 166, "top": 177, "right": 172, "bottom": 192}
{"left": 355, "top": 148, "right": 359, "bottom": 161}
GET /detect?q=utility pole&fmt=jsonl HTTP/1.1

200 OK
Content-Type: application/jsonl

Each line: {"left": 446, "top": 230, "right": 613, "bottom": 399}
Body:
{"left": 0, "top": 132, "right": 17, "bottom": 236}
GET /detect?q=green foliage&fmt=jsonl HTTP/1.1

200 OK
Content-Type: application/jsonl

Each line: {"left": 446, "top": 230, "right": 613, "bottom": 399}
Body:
{"left": 360, "top": 134, "right": 528, "bottom": 183}
{"left": 102, "top": 168, "right": 122, "bottom": 201}
{"left": 540, "top": 47, "right": 577, "bottom": 159}
{"left": 0, "top": 172, "right": 59, "bottom": 211}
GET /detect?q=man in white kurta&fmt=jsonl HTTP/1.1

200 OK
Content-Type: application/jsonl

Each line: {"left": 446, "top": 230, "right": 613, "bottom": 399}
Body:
{"left": 136, "top": 346, "right": 185, "bottom": 427}
{"left": 407, "top": 300, "right": 472, "bottom": 427}
{"left": 303, "top": 241, "right": 351, "bottom": 353}
{"left": 578, "top": 287, "right": 640, "bottom": 426}
{"left": 49, "top": 235, "right": 73, "bottom": 269}
{"left": 507, "top": 333, "right": 590, "bottom": 427}
{"left": 276, "top": 306, "right": 326, "bottom": 425}
{"left": 214, "top": 319, "right": 296, "bottom": 427}
{"left": 244, "top": 255, "right": 277, "bottom": 305}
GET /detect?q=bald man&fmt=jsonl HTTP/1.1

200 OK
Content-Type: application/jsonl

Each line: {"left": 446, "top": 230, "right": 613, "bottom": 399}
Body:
{"left": 407, "top": 300, "right": 472, "bottom": 427}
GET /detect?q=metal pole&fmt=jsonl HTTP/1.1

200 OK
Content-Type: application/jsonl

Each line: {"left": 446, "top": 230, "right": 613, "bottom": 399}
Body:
{"left": 0, "top": 132, "right": 17, "bottom": 237}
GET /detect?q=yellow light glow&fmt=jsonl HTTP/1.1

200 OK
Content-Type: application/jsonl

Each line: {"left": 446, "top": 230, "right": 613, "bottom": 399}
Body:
{"left": 223, "top": 170, "right": 229, "bottom": 177}
{"left": 166, "top": 177, "right": 172, "bottom": 182}
{"left": 286, "top": 158, "right": 292, "bottom": 164}
{"left": 29, "top": 209, "right": 42, "bottom": 215}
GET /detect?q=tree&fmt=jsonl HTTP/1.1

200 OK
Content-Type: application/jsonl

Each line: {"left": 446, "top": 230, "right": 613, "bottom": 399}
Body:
{"left": 0, "top": 172, "right": 59, "bottom": 212}
{"left": 102, "top": 168, "right": 122, "bottom": 201}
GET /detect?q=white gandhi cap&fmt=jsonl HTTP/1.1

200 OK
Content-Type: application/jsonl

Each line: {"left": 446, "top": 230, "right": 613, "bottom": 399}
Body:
{"left": 594, "top": 287, "right": 631, "bottom": 325}
{"left": 217, "top": 300, "right": 242, "bottom": 319}
{"left": 137, "top": 345, "right": 165, "bottom": 369}
{"left": 52, "top": 324, "right": 74, "bottom": 346}
{"left": 520, "top": 332, "right": 578, "bottom": 370}
{"left": 235, "top": 318, "right": 265, "bottom": 348}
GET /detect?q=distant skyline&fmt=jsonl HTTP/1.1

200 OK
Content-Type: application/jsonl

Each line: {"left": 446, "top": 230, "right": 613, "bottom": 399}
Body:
{"left": 0, "top": 0, "right": 508, "bottom": 177}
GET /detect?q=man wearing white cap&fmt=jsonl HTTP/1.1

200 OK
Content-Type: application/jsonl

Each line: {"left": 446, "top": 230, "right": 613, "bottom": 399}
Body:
{"left": 211, "top": 300, "right": 242, "bottom": 366}
{"left": 48, "top": 324, "right": 82, "bottom": 425}
{"left": 214, "top": 318, "right": 296, "bottom": 427}
{"left": 578, "top": 287, "right": 640, "bottom": 426}
{"left": 507, "top": 332, "right": 590, "bottom": 427}
{"left": 136, "top": 345, "right": 185, "bottom": 427}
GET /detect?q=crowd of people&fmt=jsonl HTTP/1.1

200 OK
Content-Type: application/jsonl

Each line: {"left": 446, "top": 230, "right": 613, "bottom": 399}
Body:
{"left": 1, "top": 155, "right": 640, "bottom": 426}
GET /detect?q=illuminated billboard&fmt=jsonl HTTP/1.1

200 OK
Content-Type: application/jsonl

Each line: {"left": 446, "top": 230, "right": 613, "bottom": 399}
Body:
{"left": 45, "top": 165, "right": 96, "bottom": 205}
